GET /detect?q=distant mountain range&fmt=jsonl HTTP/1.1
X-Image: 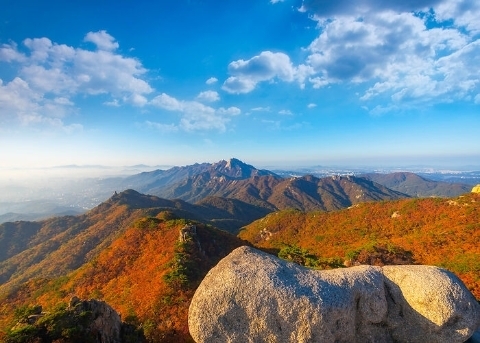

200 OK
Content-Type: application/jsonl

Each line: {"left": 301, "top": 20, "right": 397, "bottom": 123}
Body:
{"left": 118, "top": 158, "right": 471, "bottom": 202}
{"left": 360, "top": 172, "right": 471, "bottom": 197}
{"left": 0, "top": 158, "right": 474, "bottom": 225}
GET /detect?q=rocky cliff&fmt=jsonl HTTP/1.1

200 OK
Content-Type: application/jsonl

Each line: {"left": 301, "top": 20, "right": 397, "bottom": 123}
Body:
{"left": 6, "top": 297, "right": 144, "bottom": 343}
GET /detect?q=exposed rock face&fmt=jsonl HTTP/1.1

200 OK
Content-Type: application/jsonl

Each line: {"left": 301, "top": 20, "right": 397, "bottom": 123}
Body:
{"left": 69, "top": 298, "right": 122, "bottom": 343}
{"left": 189, "top": 246, "right": 480, "bottom": 343}
{"left": 10, "top": 297, "right": 123, "bottom": 343}
{"left": 472, "top": 184, "right": 480, "bottom": 193}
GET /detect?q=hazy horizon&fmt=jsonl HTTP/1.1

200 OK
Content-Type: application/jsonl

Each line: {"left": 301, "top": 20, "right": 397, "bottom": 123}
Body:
{"left": 2, "top": 156, "right": 480, "bottom": 184}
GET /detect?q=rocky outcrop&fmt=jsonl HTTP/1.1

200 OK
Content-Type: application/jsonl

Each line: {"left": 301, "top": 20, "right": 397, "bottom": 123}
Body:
{"left": 189, "top": 246, "right": 480, "bottom": 343}
{"left": 69, "top": 297, "right": 122, "bottom": 343}
{"left": 472, "top": 184, "right": 480, "bottom": 193}
{"left": 8, "top": 297, "right": 126, "bottom": 343}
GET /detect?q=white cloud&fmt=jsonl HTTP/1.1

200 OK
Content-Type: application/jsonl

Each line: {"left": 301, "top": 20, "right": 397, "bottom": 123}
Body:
{"left": 144, "top": 120, "right": 179, "bottom": 133}
{"left": 221, "top": 1, "right": 480, "bottom": 110}
{"left": 270, "top": 0, "right": 284, "bottom": 3}
{"left": 0, "top": 77, "right": 41, "bottom": 119}
{"left": 217, "top": 107, "right": 241, "bottom": 116}
{"left": 251, "top": 106, "right": 271, "bottom": 111}
{"left": 0, "top": 77, "right": 79, "bottom": 127}
{"left": 300, "top": 1, "right": 480, "bottom": 108}
{"left": 151, "top": 93, "right": 241, "bottom": 132}
{"left": 307, "top": 103, "right": 317, "bottom": 108}
{"left": 222, "top": 51, "right": 296, "bottom": 93}
{"left": 279, "top": 109, "right": 293, "bottom": 115}
{"left": 196, "top": 90, "right": 220, "bottom": 102}
{"left": 300, "top": 0, "right": 443, "bottom": 18}
{"left": 127, "top": 93, "right": 148, "bottom": 107}
{"left": 84, "top": 30, "right": 119, "bottom": 51}
{"left": 104, "top": 99, "right": 120, "bottom": 107}
{"left": 0, "top": 31, "right": 154, "bottom": 128}
{"left": 206, "top": 77, "right": 218, "bottom": 85}
{"left": 433, "top": 1, "right": 480, "bottom": 34}
{"left": 222, "top": 76, "right": 257, "bottom": 94}
{"left": 151, "top": 93, "right": 182, "bottom": 111}
{"left": 0, "top": 42, "right": 26, "bottom": 62}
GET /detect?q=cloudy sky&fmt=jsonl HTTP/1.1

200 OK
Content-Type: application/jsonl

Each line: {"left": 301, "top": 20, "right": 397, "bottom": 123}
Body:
{"left": 1, "top": 0, "right": 479, "bottom": 171}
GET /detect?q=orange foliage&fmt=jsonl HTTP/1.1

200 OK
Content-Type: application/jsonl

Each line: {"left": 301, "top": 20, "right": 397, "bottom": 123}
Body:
{"left": 240, "top": 193, "right": 480, "bottom": 298}
{"left": 1, "top": 215, "right": 245, "bottom": 342}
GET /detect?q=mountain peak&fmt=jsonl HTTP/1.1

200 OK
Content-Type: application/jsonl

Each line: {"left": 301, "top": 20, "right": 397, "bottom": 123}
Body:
{"left": 225, "top": 158, "right": 243, "bottom": 169}
{"left": 211, "top": 158, "right": 271, "bottom": 179}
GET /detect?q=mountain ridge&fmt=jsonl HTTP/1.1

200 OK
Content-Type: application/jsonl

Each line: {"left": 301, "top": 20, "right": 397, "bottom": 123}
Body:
{"left": 360, "top": 171, "right": 471, "bottom": 197}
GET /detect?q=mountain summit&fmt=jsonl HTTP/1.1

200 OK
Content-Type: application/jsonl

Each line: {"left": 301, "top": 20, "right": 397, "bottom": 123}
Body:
{"left": 209, "top": 158, "right": 277, "bottom": 179}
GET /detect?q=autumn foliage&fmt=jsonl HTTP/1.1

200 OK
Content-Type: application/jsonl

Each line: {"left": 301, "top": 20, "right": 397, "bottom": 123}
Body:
{"left": 239, "top": 193, "right": 480, "bottom": 298}
{"left": 1, "top": 193, "right": 480, "bottom": 341}
{"left": 0, "top": 214, "right": 246, "bottom": 342}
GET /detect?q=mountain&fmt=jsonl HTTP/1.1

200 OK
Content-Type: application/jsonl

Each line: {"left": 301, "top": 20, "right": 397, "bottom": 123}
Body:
{"left": 0, "top": 189, "right": 273, "bottom": 296}
{"left": 360, "top": 172, "right": 471, "bottom": 197}
{"left": 119, "top": 158, "right": 278, "bottom": 194}
{"left": 0, "top": 215, "right": 247, "bottom": 342}
{"left": 157, "top": 174, "right": 409, "bottom": 211}
{"left": 2, "top": 159, "right": 473, "bottom": 226}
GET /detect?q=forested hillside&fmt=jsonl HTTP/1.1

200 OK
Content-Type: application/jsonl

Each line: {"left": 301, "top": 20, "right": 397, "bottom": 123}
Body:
{"left": 0, "top": 216, "right": 245, "bottom": 342}
{"left": 239, "top": 193, "right": 480, "bottom": 298}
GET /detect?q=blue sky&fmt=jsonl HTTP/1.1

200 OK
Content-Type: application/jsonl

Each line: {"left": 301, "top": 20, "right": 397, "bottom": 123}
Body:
{"left": 1, "top": 0, "right": 480, "bottom": 171}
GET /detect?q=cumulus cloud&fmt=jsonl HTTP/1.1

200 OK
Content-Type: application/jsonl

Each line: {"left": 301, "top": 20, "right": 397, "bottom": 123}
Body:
{"left": 196, "top": 90, "right": 220, "bottom": 102}
{"left": 0, "top": 31, "right": 153, "bottom": 128}
{"left": 84, "top": 30, "right": 119, "bottom": 51}
{"left": 206, "top": 77, "right": 218, "bottom": 85}
{"left": 151, "top": 93, "right": 241, "bottom": 132}
{"left": 222, "top": 76, "right": 257, "bottom": 94}
{"left": 223, "top": 1, "right": 480, "bottom": 110}
{"left": 307, "top": 103, "right": 317, "bottom": 108}
{"left": 302, "top": 0, "right": 480, "bottom": 107}
{"left": 222, "top": 51, "right": 297, "bottom": 93}
{"left": 0, "top": 42, "right": 26, "bottom": 62}
{"left": 300, "top": 0, "right": 443, "bottom": 17}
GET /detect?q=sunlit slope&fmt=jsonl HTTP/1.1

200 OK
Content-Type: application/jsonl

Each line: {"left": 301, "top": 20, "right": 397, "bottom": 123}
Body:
{"left": 0, "top": 217, "right": 246, "bottom": 342}
{"left": 239, "top": 193, "right": 480, "bottom": 298}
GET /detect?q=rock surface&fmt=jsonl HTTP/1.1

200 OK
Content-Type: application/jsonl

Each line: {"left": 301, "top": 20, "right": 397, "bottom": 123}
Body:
{"left": 472, "top": 184, "right": 480, "bottom": 193}
{"left": 189, "top": 246, "right": 480, "bottom": 343}
{"left": 9, "top": 297, "right": 124, "bottom": 343}
{"left": 69, "top": 297, "right": 122, "bottom": 343}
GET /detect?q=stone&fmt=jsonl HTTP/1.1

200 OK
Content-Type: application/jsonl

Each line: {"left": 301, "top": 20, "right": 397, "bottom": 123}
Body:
{"left": 188, "top": 246, "right": 480, "bottom": 343}
{"left": 70, "top": 299, "right": 122, "bottom": 343}
{"left": 472, "top": 184, "right": 480, "bottom": 193}
{"left": 383, "top": 265, "right": 480, "bottom": 343}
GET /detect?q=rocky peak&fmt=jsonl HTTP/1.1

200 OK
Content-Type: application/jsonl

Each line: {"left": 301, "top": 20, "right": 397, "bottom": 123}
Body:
{"left": 7, "top": 297, "right": 141, "bottom": 343}
{"left": 210, "top": 158, "right": 276, "bottom": 179}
